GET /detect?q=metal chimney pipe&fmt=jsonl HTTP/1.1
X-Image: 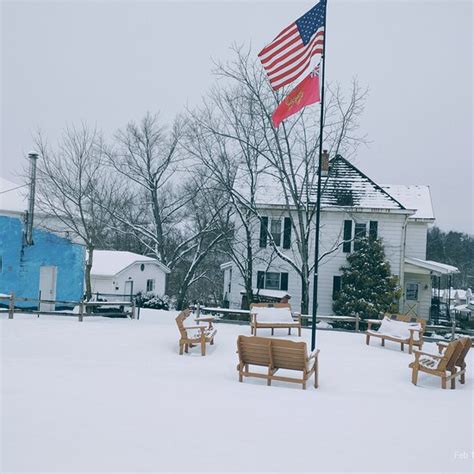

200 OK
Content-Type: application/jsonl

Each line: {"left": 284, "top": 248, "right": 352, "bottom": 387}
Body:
{"left": 25, "top": 151, "right": 39, "bottom": 246}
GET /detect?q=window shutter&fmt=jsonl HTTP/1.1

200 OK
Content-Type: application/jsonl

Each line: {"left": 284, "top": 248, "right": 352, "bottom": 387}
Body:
{"left": 259, "top": 217, "right": 268, "bottom": 248}
{"left": 343, "top": 220, "right": 352, "bottom": 253}
{"left": 283, "top": 217, "right": 292, "bottom": 249}
{"left": 369, "top": 221, "right": 378, "bottom": 240}
{"left": 257, "top": 271, "right": 265, "bottom": 289}
{"left": 332, "top": 276, "right": 342, "bottom": 300}
{"left": 280, "top": 272, "right": 289, "bottom": 291}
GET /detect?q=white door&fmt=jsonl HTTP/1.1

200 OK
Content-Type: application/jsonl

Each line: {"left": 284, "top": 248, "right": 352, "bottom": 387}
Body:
{"left": 404, "top": 282, "right": 420, "bottom": 317}
{"left": 124, "top": 280, "right": 133, "bottom": 302}
{"left": 39, "top": 266, "right": 57, "bottom": 311}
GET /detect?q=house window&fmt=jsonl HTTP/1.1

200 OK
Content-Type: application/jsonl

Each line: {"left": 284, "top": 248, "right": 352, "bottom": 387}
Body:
{"left": 265, "top": 272, "right": 280, "bottom": 290}
{"left": 140, "top": 264, "right": 145, "bottom": 271}
{"left": 146, "top": 279, "right": 155, "bottom": 292}
{"left": 406, "top": 283, "right": 419, "bottom": 301}
{"left": 353, "top": 223, "right": 367, "bottom": 251}
{"left": 270, "top": 219, "right": 282, "bottom": 246}
{"left": 256, "top": 271, "right": 289, "bottom": 291}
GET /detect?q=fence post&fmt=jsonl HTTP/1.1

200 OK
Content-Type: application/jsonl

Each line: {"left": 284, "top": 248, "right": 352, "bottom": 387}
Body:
{"left": 79, "top": 300, "right": 84, "bottom": 322}
{"left": 8, "top": 292, "right": 14, "bottom": 319}
{"left": 131, "top": 299, "right": 136, "bottom": 320}
{"left": 196, "top": 302, "right": 201, "bottom": 318}
{"left": 451, "top": 312, "right": 456, "bottom": 341}
{"left": 355, "top": 313, "right": 360, "bottom": 333}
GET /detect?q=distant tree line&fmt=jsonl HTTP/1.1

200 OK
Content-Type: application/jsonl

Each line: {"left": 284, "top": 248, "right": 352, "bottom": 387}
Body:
{"left": 427, "top": 227, "right": 474, "bottom": 289}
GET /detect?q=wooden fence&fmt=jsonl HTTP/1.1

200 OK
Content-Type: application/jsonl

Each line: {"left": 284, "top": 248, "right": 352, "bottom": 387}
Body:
{"left": 0, "top": 293, "right": 136, "bottom": 321}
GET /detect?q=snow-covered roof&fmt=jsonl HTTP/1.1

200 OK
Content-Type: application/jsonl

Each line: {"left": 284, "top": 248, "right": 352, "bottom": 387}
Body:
{"left": 236, "top": 156, "right": 410, "bottom": 213}
{"left": 91, "top": 250, "right": 171, "bottom": 277}
{"left": 0, "top": 177, "right": 27, "bottom": 213}
{"left": 405, "top": 257, "right": 459, "bottom": 275}
{"left": 381, "top": 184, "right": 434, "bottom": 220}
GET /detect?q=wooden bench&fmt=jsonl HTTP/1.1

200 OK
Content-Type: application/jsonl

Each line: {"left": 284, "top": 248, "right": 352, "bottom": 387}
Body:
{"left": 250, "top": 303, "right": 302, "bottom": 336}
{"left": 366, "top": 314, "right": 426, "bottom": 354}
{"left": 409, "top": 338, "right": 466, "bottom": 389}
{"left": 236, "top": 335, "right": 319, "bottom": 390}
{"left": 175, "top": 309, "right": 216, "bottom": 356}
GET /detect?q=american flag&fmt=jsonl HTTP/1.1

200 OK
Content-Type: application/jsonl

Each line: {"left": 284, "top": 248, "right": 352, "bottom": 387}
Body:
{"left": 258, "top": 1, "right": 326, "bottom": 91}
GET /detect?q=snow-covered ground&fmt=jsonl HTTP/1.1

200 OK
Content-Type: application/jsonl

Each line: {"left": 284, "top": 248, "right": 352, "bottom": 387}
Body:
{"left": 1, "top": 310, "right": 473, "bottom": 473}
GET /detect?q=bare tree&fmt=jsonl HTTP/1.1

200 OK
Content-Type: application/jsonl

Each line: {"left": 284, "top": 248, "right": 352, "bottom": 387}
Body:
{"left": 35, "top": 125, "right": 119, "bottom": 300}
{"left": 188, "top": 46, "right": 368, "bottom": 313}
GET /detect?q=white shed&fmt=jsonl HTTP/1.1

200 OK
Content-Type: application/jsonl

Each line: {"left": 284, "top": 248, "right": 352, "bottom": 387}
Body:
{"left": 90, "top": 250, "right": 170, "bottom": 298}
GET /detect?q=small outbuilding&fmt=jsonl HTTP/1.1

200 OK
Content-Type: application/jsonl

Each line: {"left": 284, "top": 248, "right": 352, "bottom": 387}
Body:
{"left": 90, "top": 250, "right": 170, "bottom": 299}
{"left": 0, "top": 215, "right": 85, "bottom": 310}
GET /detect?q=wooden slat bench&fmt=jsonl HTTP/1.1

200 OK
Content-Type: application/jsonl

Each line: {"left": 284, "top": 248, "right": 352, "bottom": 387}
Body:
{"left": 236, "top": 335, "right": 319, "bottom": 390}
{"left": 366, "top": 314, "right": 426, "bottom": 354}
{"left": 175, "top": 309, "right": 216, "bottom": 356}
{"left": 250, "top": 303, "right": 302, "bottom": 336}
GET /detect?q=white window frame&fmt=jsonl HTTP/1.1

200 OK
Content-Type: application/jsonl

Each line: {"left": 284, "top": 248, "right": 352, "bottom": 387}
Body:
{"left": 146, "top": 279, "right": 155, "bottom": 292}
{"left": 270, "top": 218, "right": 282, "bottom": 247}
{"left": 264, "top": 272, "right": 281, "bottom": 290}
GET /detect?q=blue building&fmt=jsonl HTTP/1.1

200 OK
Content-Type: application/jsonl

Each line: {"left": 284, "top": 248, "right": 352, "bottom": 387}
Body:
{"left": 0, "top": 215, "right": 85, "bottom": 309}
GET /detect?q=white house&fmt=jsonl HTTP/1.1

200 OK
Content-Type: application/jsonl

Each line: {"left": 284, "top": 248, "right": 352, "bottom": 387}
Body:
{"left": 90, "top": 250, "right": 170, "bottom": 298}
{"left": 222, "top": 156, "right": 458, "bottom": 319}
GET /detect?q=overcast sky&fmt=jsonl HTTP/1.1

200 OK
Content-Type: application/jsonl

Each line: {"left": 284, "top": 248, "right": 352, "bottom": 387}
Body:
{"left": 1, "top": 0, "right": 472, "bottom": 233}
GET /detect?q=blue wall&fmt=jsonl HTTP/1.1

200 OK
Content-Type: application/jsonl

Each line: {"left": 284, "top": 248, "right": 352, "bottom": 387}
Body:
{"left": 0, "top": 215, "right": 85, "bottom": 307}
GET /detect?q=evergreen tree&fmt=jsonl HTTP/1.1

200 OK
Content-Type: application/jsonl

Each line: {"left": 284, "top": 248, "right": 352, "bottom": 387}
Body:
{"left": 333, "top": 237, "right": 401, "bottom": 319}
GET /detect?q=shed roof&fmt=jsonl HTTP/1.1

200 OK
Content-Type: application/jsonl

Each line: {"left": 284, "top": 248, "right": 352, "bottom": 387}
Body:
{"left": 91, "top": 250, "right": 170, "bottom": 277}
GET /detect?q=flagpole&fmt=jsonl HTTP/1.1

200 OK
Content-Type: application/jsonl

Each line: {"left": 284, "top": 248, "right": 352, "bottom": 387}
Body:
{"left": 310, "top": 0, "right": 328, "bottom": 351}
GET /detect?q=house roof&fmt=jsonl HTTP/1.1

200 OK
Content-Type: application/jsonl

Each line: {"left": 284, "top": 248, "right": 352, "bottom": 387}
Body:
{"left": 381, "top": 184, "right": 434, "bottom": 220}
{"left": 91, "top": 250, "right": 171, "bottom": 277}
{"left": 236, "top": 156, "right": 410, "bottom": 213}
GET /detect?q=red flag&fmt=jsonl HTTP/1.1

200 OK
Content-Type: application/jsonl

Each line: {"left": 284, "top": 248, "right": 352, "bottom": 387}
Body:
{"left": 272, "top": 67, "right": 320, "bottom": 128}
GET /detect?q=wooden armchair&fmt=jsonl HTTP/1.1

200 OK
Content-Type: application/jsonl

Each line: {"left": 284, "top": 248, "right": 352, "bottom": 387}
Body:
{"left": 409, "top": 339, "right": 464, "bottom": 389}
{"left": 437, "top": 337, "right": 472, "bottom": 385}
{"left": 175, "top": 309, "right": 217, "bottom": 356}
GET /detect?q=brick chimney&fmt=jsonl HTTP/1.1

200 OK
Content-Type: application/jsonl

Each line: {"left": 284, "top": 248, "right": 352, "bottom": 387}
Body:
{"left": 321, "top": 149, "right": 329, "bottom": 176}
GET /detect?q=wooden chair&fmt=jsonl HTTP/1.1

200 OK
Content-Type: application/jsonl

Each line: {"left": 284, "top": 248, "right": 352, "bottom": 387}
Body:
{"left": 409, "top": 339, "right": 464, "bottom": 389}
{"left": 366, "top": 314, "right": 426, "bottom": 354}
{"left": 236, "top": 335, "right": 319, "bottom": 390}
{"left": 437, "top": 337, "right": 472, "bottom": 385}
{"left": 175, "top": 309, "right": 216, "bottom": 356}
{"left": 249, "top": 302, "right": 302, "bottom": 336}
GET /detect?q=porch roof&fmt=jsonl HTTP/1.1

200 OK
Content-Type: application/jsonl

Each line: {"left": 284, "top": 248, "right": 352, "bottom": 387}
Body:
{"left": 405, "top": 257, "right": 459, "bottom": 276}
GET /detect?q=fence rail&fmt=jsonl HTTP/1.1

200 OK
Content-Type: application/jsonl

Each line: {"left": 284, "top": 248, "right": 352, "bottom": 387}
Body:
{"left": 0, "top": 293, "right": 136, "bottom": 321}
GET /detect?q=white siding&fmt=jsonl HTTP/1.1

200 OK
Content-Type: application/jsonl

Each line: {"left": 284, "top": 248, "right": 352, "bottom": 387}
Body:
{"left": 405, "top": 222, "right": 428, "bottom": 259}
{"left": 91, "top": 263, "right": 167, "bottom": 297}
{"left": 228, "top": 208, "right": 408, "bottom": 316}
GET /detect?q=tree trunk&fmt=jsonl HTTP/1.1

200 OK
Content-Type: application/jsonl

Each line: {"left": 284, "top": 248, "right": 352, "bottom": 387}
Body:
{"left": 300, "top": 264, "right": 310, "bottom": 315}
{"left": 176, "top": 284, "right": 188, "bottom": 311}
{"left": 85, "top": 245, "right": 94, "bottom": 302}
